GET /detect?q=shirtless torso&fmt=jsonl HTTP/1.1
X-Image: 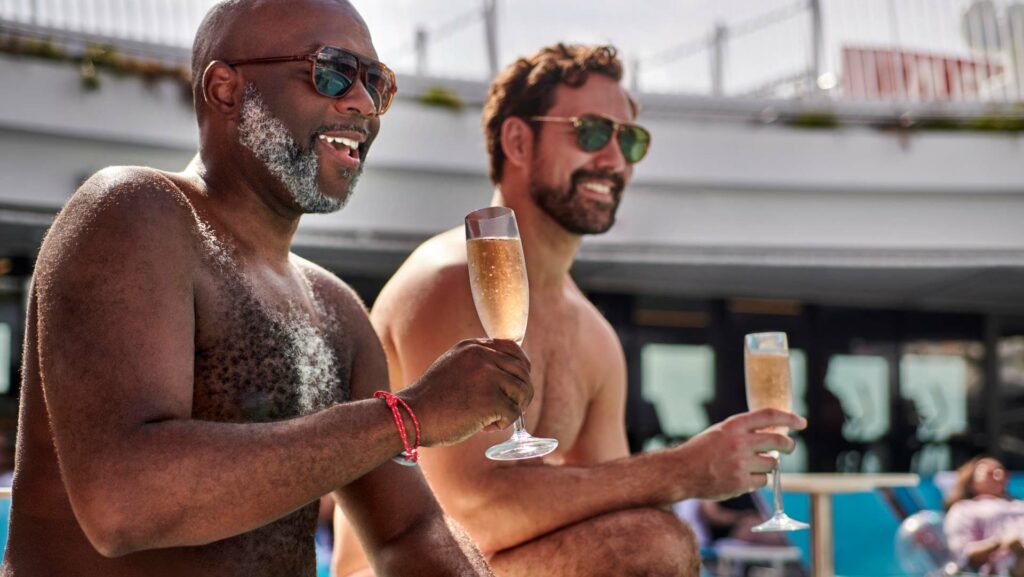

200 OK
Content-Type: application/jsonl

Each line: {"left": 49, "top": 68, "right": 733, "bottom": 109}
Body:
{"left": 377, "top": 228, "right": 625, "bottom": 470}
{"left": 335, "top": 224, "right": 681, "bottom": 577}
{"left": 6, "top": 169, "right": 361, "bottom": 576}
{"left": 335, "top": 57, "right": 805, "bottom": 577}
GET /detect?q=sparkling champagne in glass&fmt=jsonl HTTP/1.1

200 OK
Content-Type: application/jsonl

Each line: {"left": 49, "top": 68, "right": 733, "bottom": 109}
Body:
{"left": 465, "top": 207, "right": 558, "bottom": 461}
{"left": 744, "top": 332, "right": 809, "bottom": 532}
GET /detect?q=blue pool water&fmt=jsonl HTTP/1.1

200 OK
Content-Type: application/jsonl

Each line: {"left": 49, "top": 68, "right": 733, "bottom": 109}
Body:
{"left": 774, "top": 490, "right": 905, "bottom": 576}
{"left": 770, "top": 473, "right": 1024, "bottom": 577}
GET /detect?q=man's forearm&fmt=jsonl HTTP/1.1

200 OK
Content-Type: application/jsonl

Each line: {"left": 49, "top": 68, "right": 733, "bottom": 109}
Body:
{"left": 65, "top": 399, "right": 410, "bottom": 556}
{"left": 436, "top": 408, "right": 801, "bottom": 554}
{"left": 450, "top": 450, "right": 675, "bottom": 553}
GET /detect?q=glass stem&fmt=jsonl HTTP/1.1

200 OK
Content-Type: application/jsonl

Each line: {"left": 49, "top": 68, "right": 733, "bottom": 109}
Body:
{"left": 772, "top": 454, "right": 784, "bottom": 515}
{"left": 511, "top": 414, "right": 529, "bottom": 440}
{"left": 510, "top": 339, "right": 529, "bottom": 442}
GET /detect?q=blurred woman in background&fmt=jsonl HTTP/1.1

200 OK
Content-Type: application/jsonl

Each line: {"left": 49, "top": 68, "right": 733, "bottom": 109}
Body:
{"left": 944, "top": 456, "right": 1024, "bottom": 576}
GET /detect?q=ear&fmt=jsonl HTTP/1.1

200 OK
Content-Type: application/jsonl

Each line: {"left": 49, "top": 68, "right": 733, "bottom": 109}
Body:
{"left": 500, "top": 116, "right": 534, "bottom": 171}
{"left": 202, "top": 60, "right": 244, "bottom": 116}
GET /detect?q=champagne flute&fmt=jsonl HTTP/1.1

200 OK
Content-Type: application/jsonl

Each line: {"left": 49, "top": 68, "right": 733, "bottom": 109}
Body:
{"left": 465, "top": 207, "right": 558, "bottom": 461}
{"left": 744, "top": 332, "right": 809, "bottom": 532}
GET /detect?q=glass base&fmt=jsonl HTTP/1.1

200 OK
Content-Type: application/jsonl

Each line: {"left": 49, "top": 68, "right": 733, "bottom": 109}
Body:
{"left": 485, "top": 434, "right": 558, "bottom": 461}
{"left": 751, "top": 512, "right": 810, "bottom": 532}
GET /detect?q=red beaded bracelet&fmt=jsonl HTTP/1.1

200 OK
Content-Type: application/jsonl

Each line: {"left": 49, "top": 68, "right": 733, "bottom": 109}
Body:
{"left": 374, "top": 391, "right": 421, "bottom": 465}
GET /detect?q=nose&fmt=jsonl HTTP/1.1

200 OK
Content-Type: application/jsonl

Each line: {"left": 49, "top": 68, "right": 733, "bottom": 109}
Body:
{"left": 590, "top": 138, "right": 633, "bottom": 187}
{"left": 592, "top": 131, "right": 628, "bottom": 172}
{"left": 333, "top": 73, "right": 377, "bottom": 117}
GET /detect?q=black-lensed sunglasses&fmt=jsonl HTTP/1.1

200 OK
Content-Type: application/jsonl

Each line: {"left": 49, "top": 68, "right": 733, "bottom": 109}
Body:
{"left": 223, "top": 45, "right": 398, "bottom": 115}
{"left": 530, "top": 114, "right": 651, "bottom": 164}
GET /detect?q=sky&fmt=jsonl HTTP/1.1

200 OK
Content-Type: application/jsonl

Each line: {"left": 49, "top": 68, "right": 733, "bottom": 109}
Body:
{"left": 0, "top": 0, "right": 1005, "bottom": 96}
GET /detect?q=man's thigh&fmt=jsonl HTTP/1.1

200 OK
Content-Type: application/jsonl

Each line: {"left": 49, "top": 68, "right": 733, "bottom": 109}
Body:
{"left": 488, "top": 507, "right": 700, "bottom": 577}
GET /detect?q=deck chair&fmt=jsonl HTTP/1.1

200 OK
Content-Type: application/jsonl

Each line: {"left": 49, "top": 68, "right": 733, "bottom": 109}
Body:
{"left": 675, "top": 497, "right": 805, "bottom": 577}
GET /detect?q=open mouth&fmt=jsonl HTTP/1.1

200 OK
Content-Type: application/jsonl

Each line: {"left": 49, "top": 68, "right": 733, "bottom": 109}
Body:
{"left": 317, "top": 134, "right": 362, "bottom": 169}
{"left": 577, "top": 179, "right": 618, "bottom": 204}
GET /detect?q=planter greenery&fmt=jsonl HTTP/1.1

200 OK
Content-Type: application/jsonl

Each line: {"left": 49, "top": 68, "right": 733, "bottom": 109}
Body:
{"left": 786, "top": 111, "right": 841, "bottom": 129}
{"left": 0, "top": 34, "right": 191, "bottom": 93}
{"left": 418, "top": 86, "right": 465, "bottom": 111}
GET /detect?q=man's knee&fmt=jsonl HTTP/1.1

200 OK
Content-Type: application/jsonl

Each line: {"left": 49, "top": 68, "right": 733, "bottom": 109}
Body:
{"left": 490, "top": 507, "right": 700, "bottom": 577}
{"left": 564, "top": 507, "right": 700, "bottom": 577}
{"left": 617, "top": 508, "right": 700, "bottom": 577}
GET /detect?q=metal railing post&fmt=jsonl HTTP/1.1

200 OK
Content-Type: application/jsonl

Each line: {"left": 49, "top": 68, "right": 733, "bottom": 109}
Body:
{"left": 415, "top": 27, "right": 428, "bottom": 76}
{"left": 1010, "top": 5, "right": 1024, "bottom": 101}
{"left": 483, "top": 0, "right": 499, "bottom": 78}
{"left": 808, "top": 0, "right": 824, "bottom": 97}
{"left": 888, "top": 0, "right": 907, "bottom": 101}
{"left": 629, "top": 57, "right": 640, "bottom": 93}
{"left": 711, "top": 22, "right": 727, "bottom": 97}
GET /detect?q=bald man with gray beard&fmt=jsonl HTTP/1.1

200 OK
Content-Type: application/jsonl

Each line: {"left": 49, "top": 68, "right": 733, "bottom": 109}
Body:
{"left": 1, "top": 1, "right": 533, "bottom": 576}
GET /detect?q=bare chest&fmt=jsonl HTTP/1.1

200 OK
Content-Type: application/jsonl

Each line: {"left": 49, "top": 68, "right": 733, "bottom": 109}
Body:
{"left": 522, "top": 312, "right": 599, "bottom": 453}
{"left": 183, "top": 265, "right": 344, "bottom": 569}
{"left": 191, "top": 265, "right": 352, "bottom": 424}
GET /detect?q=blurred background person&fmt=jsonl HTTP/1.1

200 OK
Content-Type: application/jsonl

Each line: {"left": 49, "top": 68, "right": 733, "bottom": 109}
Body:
{"left": 944, "top": 456, "right": 1024, "bottom": 576}
{"left": 699, "top": 495, "right": 788, "bottom": 548}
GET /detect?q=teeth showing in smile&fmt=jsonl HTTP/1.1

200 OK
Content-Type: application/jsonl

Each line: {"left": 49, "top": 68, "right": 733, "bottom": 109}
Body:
{"left": 318, "top": 134, "right": 360, "bottom": 154}
{"left": 582, "top": 182, "right": 612, "bottom": 195}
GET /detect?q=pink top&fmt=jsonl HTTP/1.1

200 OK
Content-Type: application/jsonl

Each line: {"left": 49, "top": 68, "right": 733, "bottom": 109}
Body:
{"left": 945, "top": 496, "right": 1024, "bottom": 573}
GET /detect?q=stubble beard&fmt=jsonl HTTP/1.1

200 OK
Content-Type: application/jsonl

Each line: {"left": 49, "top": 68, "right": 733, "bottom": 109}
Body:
{"left": 237, "top": 84, "right": 361, "bottom": 214}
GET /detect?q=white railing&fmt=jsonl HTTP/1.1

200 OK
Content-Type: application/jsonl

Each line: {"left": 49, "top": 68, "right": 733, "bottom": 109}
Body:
{"left": 0, "top": 0, "right": 207, "bottom": 47}
{"left": 636, "top": 0, "right": 1024, "bottom": 103}
{"left": 1, "top": 0, "right": 1022, "bottom": 105}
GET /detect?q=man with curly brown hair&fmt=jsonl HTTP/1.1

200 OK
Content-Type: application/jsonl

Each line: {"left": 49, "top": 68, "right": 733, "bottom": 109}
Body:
{"left": 334, "top": 43, "right": 806, "bottom": 577}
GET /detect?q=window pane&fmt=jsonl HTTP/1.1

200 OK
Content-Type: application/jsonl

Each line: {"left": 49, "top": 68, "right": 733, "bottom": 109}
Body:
{"left": 825, "top": 354, "right": 890, "bottom": 442}
{"left": 790, "top": 349, "right": 807, "bottom": 418}
{"left": 900, "top": 354, "right": 968, "bottom": 441}
{"left": 641, "top": 344, "right": 714, "bottom": 439}
{"left": 1001, "top": 336, "right": 1024, "bottom": 392}
{"left": 788, "top": 350, "right": 808, "bottom": 472}
{"left": 900, "top": 341, "right": 981, "bottom": 473}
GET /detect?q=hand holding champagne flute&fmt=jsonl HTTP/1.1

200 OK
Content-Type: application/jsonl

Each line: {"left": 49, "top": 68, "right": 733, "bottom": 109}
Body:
{"left": 744, "top": 332, "right": 809, "bottom": 532}
{"left": 465, "top": 207, "right": 558, "bottom": 460}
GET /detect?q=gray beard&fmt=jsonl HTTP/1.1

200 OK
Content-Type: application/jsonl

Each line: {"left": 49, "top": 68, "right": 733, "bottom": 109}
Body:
{"left": 237, "top": 84, "right": 360, "bottom": 214}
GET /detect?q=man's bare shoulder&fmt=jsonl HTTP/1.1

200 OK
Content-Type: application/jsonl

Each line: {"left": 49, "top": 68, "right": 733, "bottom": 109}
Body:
{"left": 37, "top": 166, "right": 198, "bottom": 278}
{"left": 61, "top": 165, "right": 192, "bottom": 217}
{"left": 374, "top": 228, "right": 470, "bottom": 314}
{"left": 398, "top": 227, "right": 467, "bottom": 281}
{"left": 372, "top": 227, "right": 476, "bottom": 340}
